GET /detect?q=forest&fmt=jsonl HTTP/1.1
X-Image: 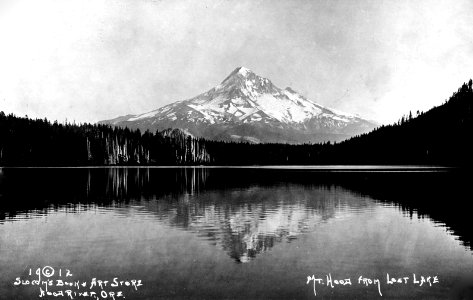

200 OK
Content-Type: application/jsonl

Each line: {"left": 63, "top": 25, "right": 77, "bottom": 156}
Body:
{"left": 0, "top": 80, "right": 471, "bottom": 166}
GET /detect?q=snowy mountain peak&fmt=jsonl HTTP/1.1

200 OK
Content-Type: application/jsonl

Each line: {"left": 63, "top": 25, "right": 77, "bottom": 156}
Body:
{"left": 221, "top": 66, "right": 259, "bottom": 83}
{"left": 218, "top": 67, "right": 275, "bottom": 98}
{"left": 99, "top": 67, "right": 377, "bottom": 143}
{"left": 237, "top": 66, "right": 251, "bottom": 76}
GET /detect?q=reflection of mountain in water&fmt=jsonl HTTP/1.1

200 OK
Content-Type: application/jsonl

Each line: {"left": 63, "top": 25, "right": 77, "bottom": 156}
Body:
{"left": 90, "top": 168, "right": 374, "bottom": 262}
{"left": 0, "top": 167, "right": 374, "bottom": 262}
{"left": 141, "top": 185, "right": 371, "bottom": 263}
{"left": 0, "top": 167, "right": 471, "bottom": 259}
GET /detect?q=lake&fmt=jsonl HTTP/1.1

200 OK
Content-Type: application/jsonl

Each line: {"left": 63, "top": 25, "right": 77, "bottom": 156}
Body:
{"left": 0, "top": 167, "right": 472, "bottom": 299}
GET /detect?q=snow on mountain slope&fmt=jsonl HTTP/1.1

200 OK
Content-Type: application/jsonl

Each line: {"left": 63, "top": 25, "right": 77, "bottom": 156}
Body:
{"left": 99, "top": 67, "right": 377, "bottom": 143}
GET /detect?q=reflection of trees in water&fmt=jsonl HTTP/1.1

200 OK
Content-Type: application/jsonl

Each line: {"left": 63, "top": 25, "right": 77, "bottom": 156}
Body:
{"left": 103, "top": 167, "right": 149, "bottom": 198}
{"left": 85, "top": 167, "right": 209, "bottom": 200}
{"left": 336, "top": 170, "right": 472, "bottom": 250}
{"left": 0, "top": 167, "right": 373, "bottom": 262}
{"left": 0, "top": 167, "right": 213, "bottom": 221}
{"left": 0, "top": 167, "right": 471, "bottom": 257}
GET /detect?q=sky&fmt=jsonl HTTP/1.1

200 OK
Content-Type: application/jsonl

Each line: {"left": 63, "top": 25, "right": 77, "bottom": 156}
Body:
{"left": 0, "top": 0, "right": 472, "bottom": 124}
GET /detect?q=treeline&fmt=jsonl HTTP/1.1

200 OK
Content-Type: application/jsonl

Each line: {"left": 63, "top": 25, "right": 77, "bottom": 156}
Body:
{"left": 333, "top": 79, "right": 473, "bottom": 165}
{"left": 0, "top": 116, "right": 211, "bottom": 166}
{"left": 0, "top": 79, "right": 471, "bottom": 166}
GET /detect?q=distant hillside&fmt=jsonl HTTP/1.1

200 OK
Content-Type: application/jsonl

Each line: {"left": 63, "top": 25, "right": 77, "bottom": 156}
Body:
{"left": 332, "top": 79, "right": 473, "bottom": 165}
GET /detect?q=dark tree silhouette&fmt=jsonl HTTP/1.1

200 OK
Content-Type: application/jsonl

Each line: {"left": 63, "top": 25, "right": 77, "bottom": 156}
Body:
{"left": 0, "top": 79, "right": 471, "bottom": 166}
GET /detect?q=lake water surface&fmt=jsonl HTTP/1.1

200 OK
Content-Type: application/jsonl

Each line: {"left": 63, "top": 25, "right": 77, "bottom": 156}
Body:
{"left": 0, "top": 167, "right": 472, "bottom": 299}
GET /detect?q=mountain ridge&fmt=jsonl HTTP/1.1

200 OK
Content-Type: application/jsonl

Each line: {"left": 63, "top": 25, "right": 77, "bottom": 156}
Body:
{"left": 99, "top": 67, "right": 377, "bottom": 143}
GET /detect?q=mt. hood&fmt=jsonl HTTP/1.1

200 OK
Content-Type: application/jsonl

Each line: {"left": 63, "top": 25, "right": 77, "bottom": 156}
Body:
{"left": 100, "top": 67, "right": 377, "bottom": 143}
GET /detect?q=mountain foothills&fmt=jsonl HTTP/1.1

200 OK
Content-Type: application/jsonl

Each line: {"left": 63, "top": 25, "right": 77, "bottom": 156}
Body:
{"left": 99, "top": 67, "right": 376, "bottom": 143}
{"left": 0, "top": 79, "right": 471, "bottom": 166}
